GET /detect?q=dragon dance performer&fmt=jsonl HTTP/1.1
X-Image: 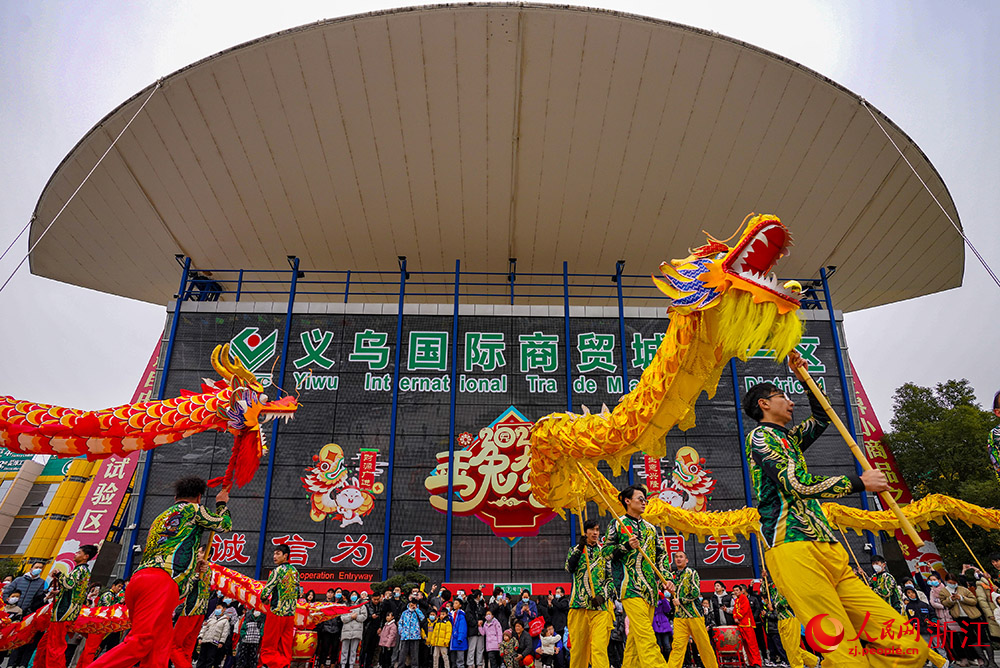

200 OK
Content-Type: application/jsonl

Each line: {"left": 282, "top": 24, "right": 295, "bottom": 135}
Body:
{"left": 565, "top": 519, "right": 614, "bottom": 668}
{"left": 90, "top": 476, "right": 231, "bottom": 668}
{"left": 869, "top": 555, "right": 902, "bottom": 612}
{"left": 36, "top": 545, "right": 98, "bottom": 668}
{"left": 78, "top": 579, "right": 127, "bottom": 668}
{"left": 259, "top": 543, "right": 301, "bottom": 668}
{"left": 988, "top": 391, "right": 1000, "bottom": 483}
{"left": 743, "top": 352, "right": 928, "bottom": 668}
{"left": 606, "top": 485, "right": 670, "bottom": 668}
{"left": 665, "top": 551, "right": 718, "bottom": 668}
{"left": 169, "top": 546, "right": 212, "bottom": 668}
{"left": 765, "top": 579, "right": 819, "bottom": 668}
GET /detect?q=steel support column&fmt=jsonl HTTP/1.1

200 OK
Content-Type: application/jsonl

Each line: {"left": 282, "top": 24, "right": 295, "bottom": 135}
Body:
{"left": 255, "top": 257, "right": 300, "bottom": 578}
{"left": 730, "top": 359, "right": 761, "bottom": 578}
{"left": 381, "top": 259, "right": 407, "bottom": 579}
{"left": 445, "top": 260, "right": 460, "bottom": 579}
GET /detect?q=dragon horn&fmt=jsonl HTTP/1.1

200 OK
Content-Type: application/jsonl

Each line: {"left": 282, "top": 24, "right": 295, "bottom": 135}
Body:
{"left": 220, "top": 344, "right": 258, "bottom": 385}
{"left": 211, "top": 345, "right": 234, "bottom": 381}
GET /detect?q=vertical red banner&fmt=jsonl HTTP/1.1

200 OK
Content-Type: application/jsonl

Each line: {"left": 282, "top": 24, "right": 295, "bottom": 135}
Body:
{"left": 850, "top": 362, "right": 944, "bottom": 574}
{"left": 358, "top": 449, "right": 378, "bottom": 490}
{"left": 644, "top": 455, "right": 662, "bottom": 493}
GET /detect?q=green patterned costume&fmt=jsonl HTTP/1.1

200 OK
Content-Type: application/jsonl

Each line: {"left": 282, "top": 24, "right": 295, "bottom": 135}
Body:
{"left": 765, "top": 580, "right": 794, "bottom": 620}
{"left": 565, "top": 543, "right": 613, "bottom": 609}
{"left": 100, "top": 588, "right": 125, "bottom": 606}
{"left": 263, "top": 562, "right": 300, "bottom": 616}
{"left": 136, "top": 501, "right": 231, "bottom": 595}
{"left": 871, "top": 571, "right": 902, "bottom": 611}
{"left": 52, "top": 562, "right": 91, "bottom": 623}
{"left": 180, "top": 569, "right": 212, "bottom": 616}
{"left": 668, "top": 566, "right": 703, "bottom": 618}
{"left": 988, "top": 427, "right": 1000, "bottom": 483}
{"left": 605, "top": 515, "right": 667, "bottom": 606}
{"left": 745, "top": 401, "right": 863, "bottom": 547}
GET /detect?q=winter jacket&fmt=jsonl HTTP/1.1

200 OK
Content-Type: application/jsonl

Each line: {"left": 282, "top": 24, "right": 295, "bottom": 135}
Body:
{"left": 930, "top": 585, "right": 960, "bottom": 631}
{"left": 466, "top": 597, "right": 483, "bottom": 636}
{"left": 538, "top": 634, "right": 560, "bottom": 656}
{"left": 490, "top": 599, "right": 512, "bottom": 631}
{"left": 709, "top": 593, "right": 735, "bottom": 626}
{"left": 340, "top": 604, "right": 368, "bottom": 640}
{"left": 515, "top": 629, "right": 533, "bottom": 661}
{"left": 379, "top": 620, "right": 398, "bottom": 648}
{"left": 450, "top": 610, "right": 469, "bottom": 651}
{"left": 483, "top": 617, "right": 503, "bottom": 652}
{"left": 975, "top": 582, "right": 1000, "bottom": 638}
{"left": 941, "top": 586, "right": 981, "bottom": 620}
{"left": 3, "top": 574, "right": 47, "bottom": 614}
{"left": 548, "top": 596, "right": 569, "bottom": 634}
{"left": 427, "top": 619, "right": 452, "bottom": 647}
{"left": 652, "top": 597, "right": 672, "bottom": 634}
{"left": 513, "top": 599, "right": 537, "bottom": 627}
{"left": 199, "top": 614, "right": 231, "bottom": 645}
{"left": 398, "top": 607, "right": 425, "bottom": 641}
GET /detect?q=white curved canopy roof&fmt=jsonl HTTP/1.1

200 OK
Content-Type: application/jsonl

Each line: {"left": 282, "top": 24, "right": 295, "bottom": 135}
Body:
{"left": 29, "top": 3, "right": 963, "bottom": 310}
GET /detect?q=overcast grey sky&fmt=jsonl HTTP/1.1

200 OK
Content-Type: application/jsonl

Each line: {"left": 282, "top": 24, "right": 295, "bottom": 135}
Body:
{"left": 1, "top": 1, "right": 997, "bottom": 424}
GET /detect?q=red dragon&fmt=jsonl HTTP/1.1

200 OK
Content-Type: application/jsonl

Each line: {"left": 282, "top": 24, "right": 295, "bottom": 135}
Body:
{"left": 0, "top": 344, "right": 297, "bottom": 489}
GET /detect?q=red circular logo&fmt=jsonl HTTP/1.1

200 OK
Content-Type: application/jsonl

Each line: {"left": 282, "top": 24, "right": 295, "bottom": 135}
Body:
{"left": 805, "top": 614, "right": 845, "bottom": 654}
{"left": 246, "top": 333, "right": 261, "bottom": 347}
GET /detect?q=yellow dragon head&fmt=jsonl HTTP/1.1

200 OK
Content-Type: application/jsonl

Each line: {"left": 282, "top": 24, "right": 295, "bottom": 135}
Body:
{"left": 654, "top": 213, "right": 802, "bottom": 315}
{"left": 653, "top": 213, "right": 804, "bottom": 361}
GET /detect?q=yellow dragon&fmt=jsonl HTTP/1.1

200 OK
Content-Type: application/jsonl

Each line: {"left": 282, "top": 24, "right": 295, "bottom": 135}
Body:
{"left": 529, "top": 213, "right": 804, "bottom": 517}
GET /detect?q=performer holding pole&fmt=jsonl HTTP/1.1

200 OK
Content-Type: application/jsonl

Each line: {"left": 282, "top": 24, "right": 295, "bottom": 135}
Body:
{"left": 259, "top": 543, "right": 301, "bottom": 668}
{"left": 743, "top": 352, "right": 927, "bottom": 667}
{"left": 605, "top": 485, "right": 670, "bottom": 668}
{"left": 37, "top": 545, "right": 98, "bottom": 668}
{"left": 565, "top": 518, "right": 614, "bottom": 668}
{"left": 169, "top": 546, "right": 212, "bottom": 668}
{"left": 765, "top": 579, "right": 819, "bottom": 668}
{"left": 89, "top": 477, "right": 232, "bottom": 668}
{"left": 664, "top": 550, "right": 718, "bottom": 668}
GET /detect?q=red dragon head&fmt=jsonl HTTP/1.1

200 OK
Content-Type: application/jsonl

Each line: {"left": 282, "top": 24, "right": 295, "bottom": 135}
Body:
{"left": 208, "top": 344, "right": 299, "bottom": 487}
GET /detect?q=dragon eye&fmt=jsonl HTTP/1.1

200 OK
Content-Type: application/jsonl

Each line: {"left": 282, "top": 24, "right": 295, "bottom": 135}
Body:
{"left": 259, "top": 394, "right": 268, "bottom": 404}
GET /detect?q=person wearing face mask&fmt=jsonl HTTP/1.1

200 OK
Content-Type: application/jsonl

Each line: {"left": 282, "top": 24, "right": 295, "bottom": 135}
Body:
{"left": 940, "top": 573, "right": 995, "bottom": 667}
{"left": 465, "top": 589, "right": 486, "bottom": 668}
{"left": 197, "top": 604, "right": 232, "bottom": 668}
{"left": 339, "top": 591, "right": 368, "bottom": 668}
{"left": 4, "top": 592, "right": 23, "bottom": 620}
{"left": 317, "top": 589, "right": 344, "bottom": 667}
{"left": 482, "top": 609, "right": 503, "bottom": 668}
{"left": 4, "top": 562, "right": 48, "bottom": 616}
{"left": 927, "top": 574, "right": 962, "bottom": 663}
{"left": 513, "top": 589, "right": 537, "bottom": 628}
{"left": 869, "top": 555, "right": 903, "bottom": 613}
{"left": 743, "top": 371, "right": 929, "bottom": 668}
{"left": 427, "top": 609, "right": 453, "bottom": 668}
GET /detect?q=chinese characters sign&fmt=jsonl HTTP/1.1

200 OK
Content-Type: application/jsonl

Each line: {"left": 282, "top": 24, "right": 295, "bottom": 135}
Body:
{"left": 424, "top": 407, "right": 556, "bottom": 545}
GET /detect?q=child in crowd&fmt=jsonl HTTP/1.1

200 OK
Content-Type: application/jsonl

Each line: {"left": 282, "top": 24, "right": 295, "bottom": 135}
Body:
{"left": 378, "top": 611, "right": 398, "bottom": 668}
{"left": 427, "top": 609, "right": 453, "bottom": 668}
{"left": 482, "top": 609, "right": 503, "bottom": 668}
{"left": 537, "top": 624, "right": 561, "bottom": 668}
{"left": 499, "top": 630, "right": 518, "bottom": 668}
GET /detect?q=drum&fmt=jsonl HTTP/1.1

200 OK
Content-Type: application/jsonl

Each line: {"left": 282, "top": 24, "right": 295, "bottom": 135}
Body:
{"left": 292, "top": 629, "right": 318, "bottom": 660}
{"left": 712, "top": 626, "right": 741, "bottom": 654}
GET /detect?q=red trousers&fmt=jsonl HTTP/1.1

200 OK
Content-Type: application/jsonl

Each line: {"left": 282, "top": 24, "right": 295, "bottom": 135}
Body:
{"left": 258, "top": 613, "right": 295, "bottom": 668}
{"left": 35, "top": 621, "right": 69, "bottom": 668}
{"left": 739, "top": 626, "right": 762, "bottom": 667}
{"left": 78, "top": 632, "right": 107, "bottom": 668}
{"left": 170, "top": 614, "right": 204, "bottom": 668}
{"left": 88, "top": 568, "right": 181, "bottom": 668}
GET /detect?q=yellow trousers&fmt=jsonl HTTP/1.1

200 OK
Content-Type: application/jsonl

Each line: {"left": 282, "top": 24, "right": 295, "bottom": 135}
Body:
{"left": 778, "top": 617, "right": 819, "bottom": 668}
{"left": 665, "top": 616, "right": 719, "bottom": 668}
{"left": 767, "top": 541, "right": 928, "bottom": 668}
{"left": 621, "top": 598, "right": 670, "bottom": 668}
{"left": 927, "top": 650, "right": 947, "bottom": 668}
{"left": 567, "top": 608, "right": 612, "bottom": 668}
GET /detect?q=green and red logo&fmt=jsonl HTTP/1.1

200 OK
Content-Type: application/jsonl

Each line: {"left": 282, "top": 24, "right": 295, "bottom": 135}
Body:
{"left": 805, "top": 614, "right": 845, "bottom": 654}
{"left": 230, "top": 327, "right": 278, "bottom": 386}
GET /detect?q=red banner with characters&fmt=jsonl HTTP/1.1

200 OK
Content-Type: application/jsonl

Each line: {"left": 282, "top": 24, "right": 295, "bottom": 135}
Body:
{"left": 424, "top": 407, "right": 557, "bottom": 545}
{"left": 850, "top": 362, "right": 944, "bottom": 574}
{"left": 644, "top": 455, "right": 663, "bottom": 493}
{"left": 358, "top": 448, "right": 378, "bottom": 490}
